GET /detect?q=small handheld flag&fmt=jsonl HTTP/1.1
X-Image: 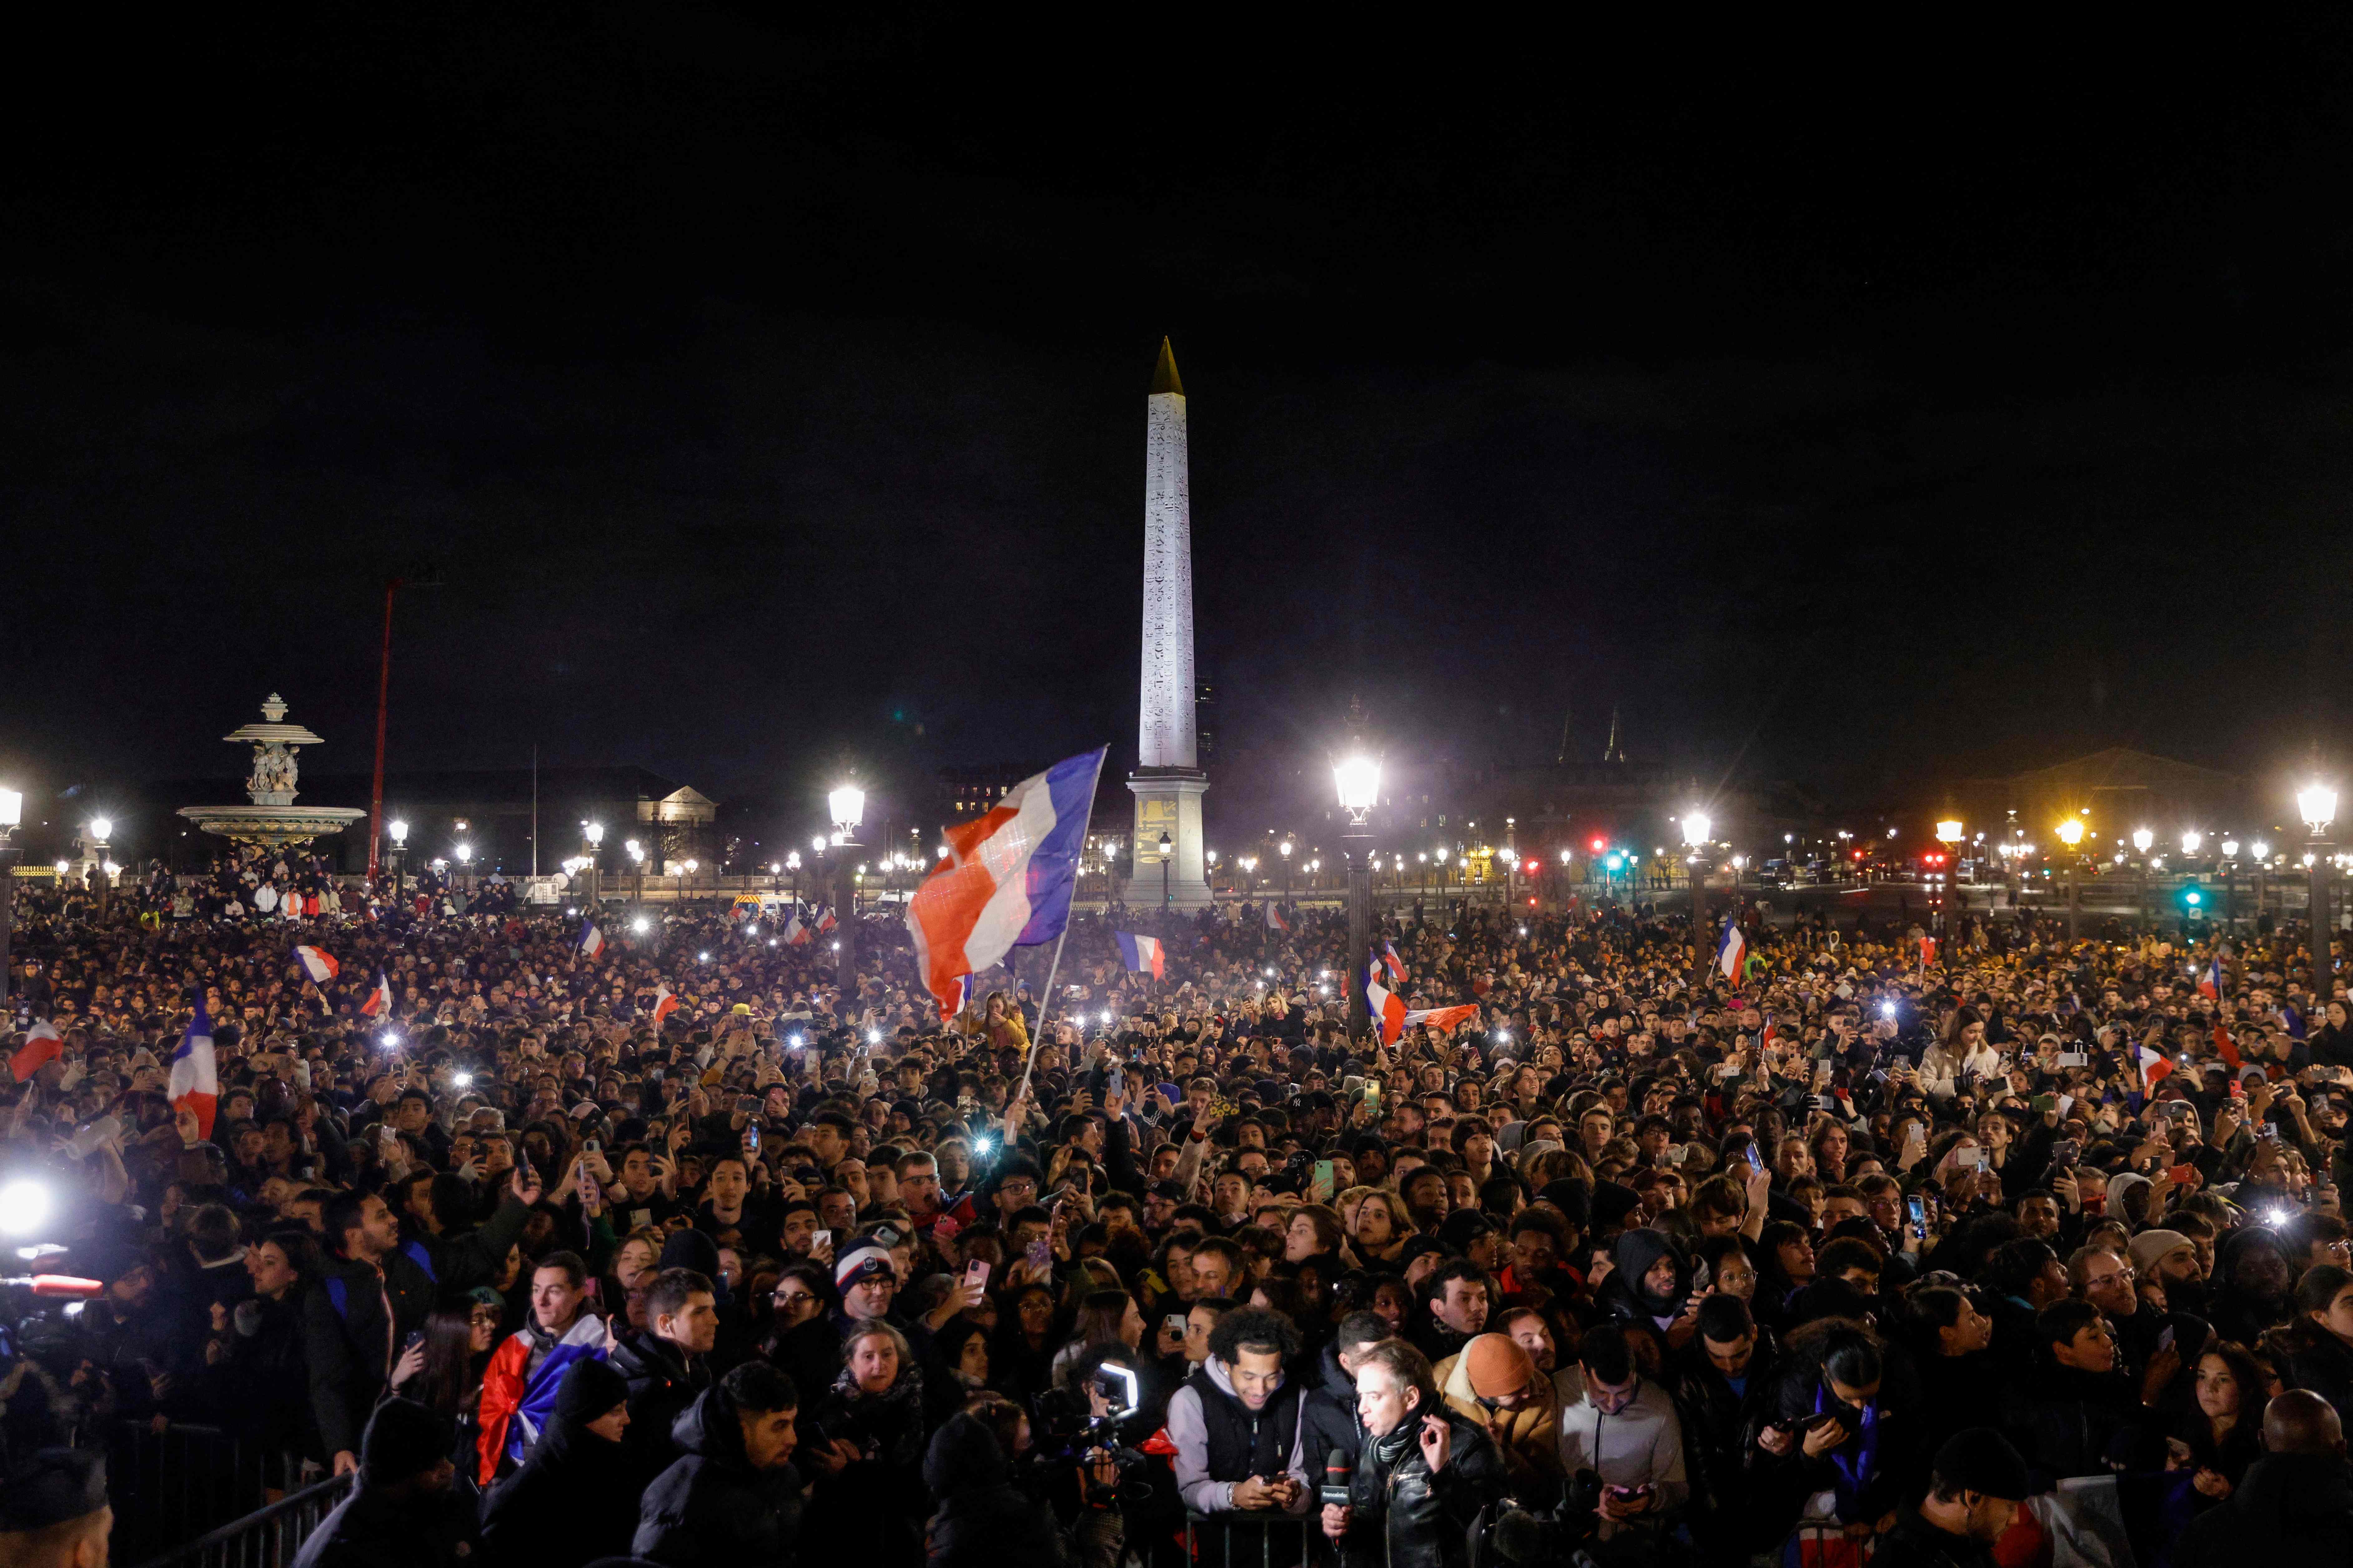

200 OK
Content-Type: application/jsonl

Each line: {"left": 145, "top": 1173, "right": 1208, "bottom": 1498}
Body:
{"left": 2198, "top": 954, "right": 2222, "bottom": 999}
{"left": 1379, "top": 941, "right": 1408, "bottom": 984}
{"left": 782, "top": 913, "right": 808, "bottom": 946}
{"left": 650, "top": 985, "right": 679, "bottom": 1031}
{"left": 294, "top": 946, "right": 339, "bottom": 984}
{"left": 170, "top": 1001, "right": 219, "bottom": 1137}
{"left": 1114, "top": 932, "right": 1165, "bottom": 980}
{"left": 815, "top": 907, "right": 838, "bottom": 934}
{"left": 10, "top": 1020, "right": 63, "bottom": 1082}
{"left": 359, "top": 969, "right": 394, "bottom": 1018}
{"left": 1265, "top": 903, "right": 1289, "bottom": 933}
{"left": 2134, "top": 1042, "right": 2174, "bottom": 1089}
{"left": 578, "top": 922, "right": 605, "bottom": 960}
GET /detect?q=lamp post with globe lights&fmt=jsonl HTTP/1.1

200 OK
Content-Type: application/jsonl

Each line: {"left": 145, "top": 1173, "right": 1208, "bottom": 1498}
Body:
{"left": 1681, "top": 811, "right": 1712, "bottom": 987}
{"left": 785, "top": 849, "right": 801, "bottom": 908}
{"left": 1335, "top": 756, "right": 1381, "bottom": 1039}
{"left": 2056, "top": 816, "right": 2085, "bottom": 943}
{"left": 625, "top": 839, "right": 645, "bottom": 907}
{"left": 87, "top": 817, "right": 114, "bottom": 919}
{"left": 455, "top": 841, "right": 473, "bottom": 895}
{"left": 582, "top": 821, "right": 604, "bottom": 908}
{"left": 0, "top": 787, "right": 19, "bottom": 1001}
{"left": 2300, "top": 783, "right": 2337, "bottom": 950}
{"left": 1278, "top": 837, "right": 1293, "bottom": 905}
{"left": 2220, "top": 839, "right": 2241, "bottom": 927}
{"left": 1157, "top": 831, "right": 1173, "bottom": 909}
{"left": 830, "top": 786, "right": 864, "bottom": 995}
{"left": 387, "top": 819, "right": 409, "bottom": 903}
{"left": 2251, "top": 839, "right": 2271, "bottom": 925}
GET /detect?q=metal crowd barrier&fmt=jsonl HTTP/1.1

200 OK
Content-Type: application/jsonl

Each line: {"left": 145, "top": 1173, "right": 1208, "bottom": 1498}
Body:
{"left": 132, "top": 1472, "right": 354, "bottom": 1568}
{"left": 94, "top": 1421, "right": 317, "bottom": 1568}
{"left": 1182, "top": 1509, "right": 1316, "bottom": 1568}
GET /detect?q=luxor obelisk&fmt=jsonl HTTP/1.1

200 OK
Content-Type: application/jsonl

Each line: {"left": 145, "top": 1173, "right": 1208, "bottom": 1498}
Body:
{"left": 1129, "top": 338, "right": 1211, "bottom": 908}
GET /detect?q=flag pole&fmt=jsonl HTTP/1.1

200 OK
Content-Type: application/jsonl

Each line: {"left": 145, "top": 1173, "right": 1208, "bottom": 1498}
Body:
{"left": 1018, "top": 927, "right": 1070, "bottom": 1099}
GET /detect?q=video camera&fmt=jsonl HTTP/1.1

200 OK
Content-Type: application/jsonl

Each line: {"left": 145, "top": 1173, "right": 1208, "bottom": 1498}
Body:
{"left": 1030, "top": 1361, "right": 1154, "bottom": 1505}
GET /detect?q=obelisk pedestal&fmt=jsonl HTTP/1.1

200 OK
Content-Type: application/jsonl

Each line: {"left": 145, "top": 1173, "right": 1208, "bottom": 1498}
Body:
{"left": 1129, "top": 338, "right": 1212, "bottom": 909}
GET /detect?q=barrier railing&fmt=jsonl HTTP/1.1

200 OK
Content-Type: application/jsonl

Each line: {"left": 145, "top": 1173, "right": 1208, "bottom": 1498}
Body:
{"left": 1182, "top": 1509, "right": 1316, "bottom": 1568}
{"left": 132, "top": 1472, "right": 353, "bottom": 1568}
{"left": 96, "top": 1421, "right": 316, "bottom": 1568}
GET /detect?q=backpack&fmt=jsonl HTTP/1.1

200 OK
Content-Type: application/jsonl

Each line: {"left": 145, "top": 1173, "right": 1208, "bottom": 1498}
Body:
{"left": 324, "top": 1240, "right": 438, "bottom": 1321}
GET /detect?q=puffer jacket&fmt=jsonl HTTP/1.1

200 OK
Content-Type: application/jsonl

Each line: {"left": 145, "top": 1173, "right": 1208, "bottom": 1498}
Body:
{"left": 633, "top": 1383, "right": 805, "bottom": 1568}
{"left": 1335, "top": 1407, "right": 1507, "bottom": 1568}
{"left": 922, "top": 1410, "right": 1065, "bottom": 1568}
{"left": 1432, "top": 1347, "right": 1562, "bottom": 1499}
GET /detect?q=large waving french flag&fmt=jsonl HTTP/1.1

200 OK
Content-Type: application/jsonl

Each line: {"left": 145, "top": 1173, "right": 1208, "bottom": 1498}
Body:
{"left": 170, "top": 999, "right": 219, "bottom": 1137}
{"left": 910, "top": 747, "right": 1105, "bottom": 1019}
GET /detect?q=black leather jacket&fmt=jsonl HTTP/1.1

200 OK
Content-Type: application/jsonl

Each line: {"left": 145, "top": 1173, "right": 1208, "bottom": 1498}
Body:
{"left": 1337, "top": 1408, "right": 1507, "bottom": 1568}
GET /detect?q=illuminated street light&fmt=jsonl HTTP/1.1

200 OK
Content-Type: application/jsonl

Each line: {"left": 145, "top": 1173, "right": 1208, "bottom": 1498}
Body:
{"left": 1934, "top": 819, "right": 1963, "bottom": 844}
{"left": 2180, "top": 830, "right": 2202, "bottom": 855}
{"left": 2056, "top": 819, "right": 2083, "bottom": 847}
{"left": 1680, "top": 812, "right": 1711, "bottom": 847}
{"left": 2301, "top": 783, "right": 2338, "bottom": 833}
{"left": 830, "top": 786, "right": 864, "bottom": 834}
{"left": 2252, "top": 839, "right": 2270, "bottom": 860}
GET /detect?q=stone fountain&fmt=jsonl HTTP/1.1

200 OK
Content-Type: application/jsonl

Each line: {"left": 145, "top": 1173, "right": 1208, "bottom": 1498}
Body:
{"left": 177, "top": 694, "right": 369, "bottom": 849}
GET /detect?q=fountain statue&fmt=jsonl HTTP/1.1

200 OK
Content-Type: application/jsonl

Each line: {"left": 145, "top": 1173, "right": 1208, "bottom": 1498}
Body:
{"left": 178, "top": 694, "right": 369, "bottom": 848}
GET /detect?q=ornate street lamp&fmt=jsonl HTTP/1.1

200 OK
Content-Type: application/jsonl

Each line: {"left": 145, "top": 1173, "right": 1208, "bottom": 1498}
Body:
{"left": 1680, "top": 811, "right": 1712, "bottom": 986}
{"left": 830, "top": 785, "right": 864, "bottom": 993}
{"left": 1335, "top": 755, "right": 1381, "bottom": 1039}
{"left": 2055, "top": 816, "right": 2084, "bottom": 943}
{"left": 2301, "top": 783, "right": 2337, "bottom": 944}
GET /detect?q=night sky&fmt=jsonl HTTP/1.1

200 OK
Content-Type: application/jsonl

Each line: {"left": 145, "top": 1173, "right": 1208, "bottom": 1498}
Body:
{"left": 8, "top": 11, "right": 2353, "bottom": 850}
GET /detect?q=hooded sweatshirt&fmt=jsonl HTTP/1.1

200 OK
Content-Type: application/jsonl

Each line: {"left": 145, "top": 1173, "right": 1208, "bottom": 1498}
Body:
{"left": 921, "top": 1410, "right": 1065, "bottom": 1568}
{"left": 480, "top": 1358, "right": 638, "bottom": 1568}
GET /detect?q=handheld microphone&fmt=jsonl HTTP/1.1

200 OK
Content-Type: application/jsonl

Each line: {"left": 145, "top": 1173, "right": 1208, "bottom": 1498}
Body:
{"left": 1320, "top": 1445, "right": 1353, "bottom": 1510}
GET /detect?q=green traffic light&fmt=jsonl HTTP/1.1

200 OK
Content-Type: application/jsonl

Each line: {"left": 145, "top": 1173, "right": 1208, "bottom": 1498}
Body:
{"left": 2184, "top": 889, "right": 2202, "bottom": 906}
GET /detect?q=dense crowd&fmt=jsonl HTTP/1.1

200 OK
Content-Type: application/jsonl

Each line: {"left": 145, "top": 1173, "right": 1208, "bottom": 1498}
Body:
{"left": 6, "top": 861, "right": 2353, "bottom": 1568}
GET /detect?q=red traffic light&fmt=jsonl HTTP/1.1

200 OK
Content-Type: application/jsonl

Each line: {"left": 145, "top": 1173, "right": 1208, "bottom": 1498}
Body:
{"left": 1590, "top": 837, "right": 1606, "bottom": 852}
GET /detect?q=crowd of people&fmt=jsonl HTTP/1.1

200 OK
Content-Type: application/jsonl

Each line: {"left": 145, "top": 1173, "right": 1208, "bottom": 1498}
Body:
{"left": 6, "top": 861, "right": 2353, "bottom": 1568}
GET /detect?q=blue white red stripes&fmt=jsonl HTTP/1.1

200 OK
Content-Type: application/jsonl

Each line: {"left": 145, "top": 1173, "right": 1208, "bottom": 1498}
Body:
{"left": 909, "top": 747, "right": 1106, "bottom": 1020}
{"left": 294, "top": 946, "right": 338, "bottom": 983}
{"left": 1115, "top": 932, "right": 1164, "bottom": 979}
{"left": 170, "top": 1000, "right": 219, "bottom": 1137}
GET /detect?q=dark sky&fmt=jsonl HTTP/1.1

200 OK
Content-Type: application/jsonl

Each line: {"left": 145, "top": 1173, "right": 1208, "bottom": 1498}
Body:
{"left": 8, "top": 9, "right": 2353, "bottom": 849}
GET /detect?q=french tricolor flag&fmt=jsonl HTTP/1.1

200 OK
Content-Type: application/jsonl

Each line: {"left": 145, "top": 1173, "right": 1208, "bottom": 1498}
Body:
{"left": 815, "top": 906, "right": 837, "bottom": 934}
{"left": 294, "top": 946, "right": 339, "bottom": 984}
{"left": 935, "top": 973, "right": 971, "bottom": 1023}
{"left": 1715, "top": 918, "right": 1748, "bottom": 982}
{"left": 1265, "top": 902, "right": 1289, "bottom": 933}
{"left": 360, "top": 969, "right": 394, "bottom": 1018}
{"left": 782, "top": 913, "right": 808, "bottom": 946}
{"left": 1115, "top": 931, "right": 1164, "bottom": 980}
{"left": 170, "top": 1000, "right": 219, "bottom": 1137}
{"left": 2134, "top": 1042, "right": 2174, "bottom": 1089}
{"left": 1379, "top": 941, "right": 1408, "bottom": 984}
{"left": 1363, "top": 978, "right": 1479, "bottom": 1047}
{"left": 650, "top": 984, "right": 679, "bottom": 1031}
{"left": 10, "top": 1020, "right": 63, "bottom": 1082}
{"left": 908, "top": 747, "right": 1105, "bottom": 1021}
{"left": 578, "top": 921, "right": 605, "bottom": 960}
{"left": 2198, "top": 953, "right": 2222, "bottom": 999}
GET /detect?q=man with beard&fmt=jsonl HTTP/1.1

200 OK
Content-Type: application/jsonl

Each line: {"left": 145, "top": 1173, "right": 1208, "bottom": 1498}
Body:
{"left": 2209, "top": 1227, "right": 2296, "bottom": 1345}
{"left": 2129, "top": 1229, "right": 2207, "bottom": 1317}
